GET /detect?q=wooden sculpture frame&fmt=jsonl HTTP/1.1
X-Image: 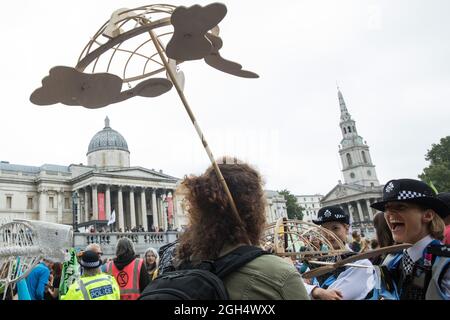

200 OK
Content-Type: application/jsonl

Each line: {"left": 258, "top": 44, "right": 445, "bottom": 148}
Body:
{"left": 30, "top": 3, "right": 259, "bottom": 229}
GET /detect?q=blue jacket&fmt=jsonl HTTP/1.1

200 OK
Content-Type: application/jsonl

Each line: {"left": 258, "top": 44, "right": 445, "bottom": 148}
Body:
{"left": 26, "top": 262, "right": 50, "bottom": 300}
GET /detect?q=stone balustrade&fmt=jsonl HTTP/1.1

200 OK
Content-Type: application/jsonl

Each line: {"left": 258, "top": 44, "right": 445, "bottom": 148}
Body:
{"left": 74, "top": 232, "right": 179, "bottom": 258}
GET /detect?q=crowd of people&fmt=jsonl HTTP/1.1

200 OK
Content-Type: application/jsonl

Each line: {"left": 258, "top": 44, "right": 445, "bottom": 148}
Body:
{"left": 81, "top": 225, "right": 170, "bottom": 233}
{"left": 5, "top": 157, "right": 449, "bottom": 300}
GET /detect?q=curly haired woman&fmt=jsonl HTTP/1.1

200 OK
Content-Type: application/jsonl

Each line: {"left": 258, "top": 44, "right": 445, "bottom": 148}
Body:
{"left": 175, "top": 157, "right": 309, "bottom": 300}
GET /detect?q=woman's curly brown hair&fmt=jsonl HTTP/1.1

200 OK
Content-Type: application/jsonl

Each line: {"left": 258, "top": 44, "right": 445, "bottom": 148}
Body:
{"left": 176, "top": 159, "right": 267, "bottom": 262}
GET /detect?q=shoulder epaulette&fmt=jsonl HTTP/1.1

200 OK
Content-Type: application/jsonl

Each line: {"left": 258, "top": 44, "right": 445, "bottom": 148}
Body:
{"left": 427, "top": 245, "right": 450, "bottom": 258}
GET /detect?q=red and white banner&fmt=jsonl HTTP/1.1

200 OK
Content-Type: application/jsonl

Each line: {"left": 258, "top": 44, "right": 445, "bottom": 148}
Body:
{"left": 98, "top": 192, "right": 105, "bottom": 220}
{"left": 167, "top": 195, "right": 173, "bottom": 225}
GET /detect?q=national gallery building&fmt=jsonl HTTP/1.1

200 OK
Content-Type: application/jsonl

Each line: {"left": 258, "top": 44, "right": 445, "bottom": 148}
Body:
{"left": 0, "top": 117, "right": 287, "bottom": 231}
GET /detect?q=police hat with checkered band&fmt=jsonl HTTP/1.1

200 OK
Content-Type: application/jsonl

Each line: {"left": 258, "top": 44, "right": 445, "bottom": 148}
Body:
{"left": 79, "top": 250, "right": 102, "bottom": 269}
{"left": 371, "top": 179, "right": 449, "bottom": 218}
{"left": 312, "top": 206, "right": 350, "bottom": 225}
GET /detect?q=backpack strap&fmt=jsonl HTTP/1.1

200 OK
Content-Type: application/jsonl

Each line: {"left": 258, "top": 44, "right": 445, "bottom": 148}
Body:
{"left": 212, "top": 245, "right": 269, "bottom": 279}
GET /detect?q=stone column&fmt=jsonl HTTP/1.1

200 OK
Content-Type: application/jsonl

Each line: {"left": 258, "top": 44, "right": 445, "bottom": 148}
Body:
{"left": 130, "top": 188, "right": 136, "bottom": 229}
{"left": 151, "top": 189, "right": 159, "bottom": 230}
{"left": 365, "top": 199, "right": 374, "bottom": 221}
{"left": 38, "top": 188, "right": 47, "bottom": 221}
{"left": 105, "top": 185, "right": 111, "bottom": 221}
{"left": 76, "top": 192, "right": 81, "bottom": 224}
{"left": 84, "top": 188, "right": 89, "bottom": 222}
{"left": 356, "top": 200, "right": 365, "bottom": 222}
{"left": 57, "top": 189, "right": 63, "bottom": 224}
{"left": 346, "top": 203, "right": 355, "bottom": 223}
{"left": 118, "top": 187, "right": 124, "bottom": 232}
{"left": 92, "top": 184, "right": 98, "bottom": 220}
{"left": 141, "top": 188, "right": 148, "bottom": 231}
{"left": 160, "top": 192, "right": 168, "bottom": 231}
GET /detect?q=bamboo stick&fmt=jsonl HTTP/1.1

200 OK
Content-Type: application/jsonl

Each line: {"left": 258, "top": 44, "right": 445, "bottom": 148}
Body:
{"left": 148, "top": 30, "right": 246, "bottom": 230}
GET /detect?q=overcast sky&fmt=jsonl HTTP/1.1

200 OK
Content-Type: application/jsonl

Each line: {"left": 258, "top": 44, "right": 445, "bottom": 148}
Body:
{"left": 1, "top": 0, "right": 449, "bottom": 196}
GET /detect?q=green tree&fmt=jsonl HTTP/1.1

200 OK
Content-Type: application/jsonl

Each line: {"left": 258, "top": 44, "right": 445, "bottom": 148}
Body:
{"left": 419, "top": 136, "right": 450, "bottom": 192}
{"left": 278, "top": 189, "right": 304, "bottom": 220}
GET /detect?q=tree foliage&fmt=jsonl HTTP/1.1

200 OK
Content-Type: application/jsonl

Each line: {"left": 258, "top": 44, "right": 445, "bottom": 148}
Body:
{"left": 278, "top": 189, "right": 304, "bottom": 220}
{"left": 419, "top": 136, "right": 450, "bottom": 192}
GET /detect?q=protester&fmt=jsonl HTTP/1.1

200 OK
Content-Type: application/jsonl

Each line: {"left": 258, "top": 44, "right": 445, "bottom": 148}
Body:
{"left": 360, "top": 238, "right": 372, "bottom": 253}
{"left": 25, "top": 259, "right": 53, "bottom": 300}
{"left": 371, "top": 239, "right": 380, "bottom": 250}
{"left": 61, "top": 250, "right": 120, "bottom": 300}
{"left": 371, "top": 178, "right": 450, "bottom": 300}
{"left": 144, "top": 247, "right": 159, "bottom": 281}
{"left": 350, "top": 230, "right": 362, "bottom": 252}
{"left": 305, "top": 206, "right": 375, "bottom": 300}
{"left": 172, "top": 157, "right": 309, "bottom": 299}
{"left": 373, "top": 211, "right": 395, "bottom": 248}
{"left": 44, "top": 262, "right": 61, "bottom": 300}
{"left": 310, "top": 236, "right": 323, "bottom": 251}
{"left": 371, "top": 211, "right": 395, "bottom": 265}
{"left": 106, "top": 237, "right": 150, "bottom": 299}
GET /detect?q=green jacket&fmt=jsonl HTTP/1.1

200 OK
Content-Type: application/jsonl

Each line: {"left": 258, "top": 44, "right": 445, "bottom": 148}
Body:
{"left": 221, "top": 245, "right": 310, "bottom": 300}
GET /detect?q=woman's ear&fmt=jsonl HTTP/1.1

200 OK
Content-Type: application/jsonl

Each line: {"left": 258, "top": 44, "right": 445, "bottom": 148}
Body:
{"left": 422, "top": 209, "right": 435, "bottom": 224}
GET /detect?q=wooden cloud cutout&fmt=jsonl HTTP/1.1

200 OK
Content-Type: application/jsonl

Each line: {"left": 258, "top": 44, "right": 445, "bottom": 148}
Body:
{"left": 30, "top": 66, "right": 172, "bottom": 109}
{"left": 204, "top": 33, "right": 259, "bottom": 78}
{"left": 166, "top": 3, "right": 227, "bottom": 61}
{"left": 30, "top": 3, "right": 258, "bottom": 109}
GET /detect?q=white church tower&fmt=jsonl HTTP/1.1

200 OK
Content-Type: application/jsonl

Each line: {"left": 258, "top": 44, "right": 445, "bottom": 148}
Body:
{"left": 338, "top": 88, "right": 380, "bottom": 187}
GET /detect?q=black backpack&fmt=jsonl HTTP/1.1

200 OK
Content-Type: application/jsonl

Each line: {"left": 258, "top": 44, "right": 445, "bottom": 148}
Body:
{"left": 139, "top": 245, "right": 268, "bottom": 300}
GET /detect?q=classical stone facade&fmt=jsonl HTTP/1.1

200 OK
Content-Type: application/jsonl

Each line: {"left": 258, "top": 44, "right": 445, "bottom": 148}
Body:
{"left": 0, "top": 117, "right": 286, "bottom": 231}
{"left": 296, "top": 194, "right": 323, "bottom": 223}
{"left": 0, "top": 118, "right": 182, "bottom": 232}
{"left": 265, "top": 190, "right": 288, "bottom": 223}
{"left": 321, "top": 89, "right": 383, "bottom": 237}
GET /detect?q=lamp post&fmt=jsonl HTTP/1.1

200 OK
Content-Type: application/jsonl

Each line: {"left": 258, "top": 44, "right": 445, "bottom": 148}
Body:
{"left": 72, "top": 191, "right": 79, "bottom": 232}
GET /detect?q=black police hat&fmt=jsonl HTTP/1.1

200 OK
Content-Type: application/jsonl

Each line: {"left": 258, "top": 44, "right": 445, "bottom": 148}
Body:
{"left": 79, "top": 250, "right": 102, "bottom": 269}
{"left": 371, "top": 179, "right": 449, "bottom": 219}
{"left": 313, "top": 206, "right": 349, "bottom": 225}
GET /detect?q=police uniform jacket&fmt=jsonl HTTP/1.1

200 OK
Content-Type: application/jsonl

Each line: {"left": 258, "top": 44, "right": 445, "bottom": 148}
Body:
{"left": 61, "top": 273, "right": 120, "bottom": 300}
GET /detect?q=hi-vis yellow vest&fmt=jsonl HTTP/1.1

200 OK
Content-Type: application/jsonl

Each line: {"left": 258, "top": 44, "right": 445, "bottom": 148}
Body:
{"left": 61, "top": 273, "right": 120, "bottom": 300}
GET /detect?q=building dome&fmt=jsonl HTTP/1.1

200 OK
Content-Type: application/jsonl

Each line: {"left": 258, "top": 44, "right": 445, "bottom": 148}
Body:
{"left": 87, "top": 117, "right": 129, "bottom": 155}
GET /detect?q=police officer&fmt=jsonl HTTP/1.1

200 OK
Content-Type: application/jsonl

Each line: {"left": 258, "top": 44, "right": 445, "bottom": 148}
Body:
{"left": 371, "top": 178, "right": 450, "bottom": 300}
{"left": 61, "top": 250, "right": 120, "bottom": 300}
{"left": 304, "top": 205, "right": 375, "bottom": 300}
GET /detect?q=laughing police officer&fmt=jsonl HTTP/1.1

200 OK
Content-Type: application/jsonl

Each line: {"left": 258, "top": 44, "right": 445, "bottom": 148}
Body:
{"left": 371, "top": 179, "right": 450, "bottom": 300}
{"left": 61, "top": 250, "right": 120, "bottom": 300}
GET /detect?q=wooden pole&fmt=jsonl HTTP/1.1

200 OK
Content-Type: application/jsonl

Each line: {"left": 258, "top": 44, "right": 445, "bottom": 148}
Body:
{"left": 148, "top": 30, "right": 246, "bottom": 229}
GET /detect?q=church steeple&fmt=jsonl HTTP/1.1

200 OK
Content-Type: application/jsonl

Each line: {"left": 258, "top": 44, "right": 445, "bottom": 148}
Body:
{"left": 338, "top": 89, "right": 351, "bottom": 122}
{"left": 337, "top": 87, "right": 379, "bottom": 187}
{"left": 338, "top": 89, "right": 359, "bottom": 139}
